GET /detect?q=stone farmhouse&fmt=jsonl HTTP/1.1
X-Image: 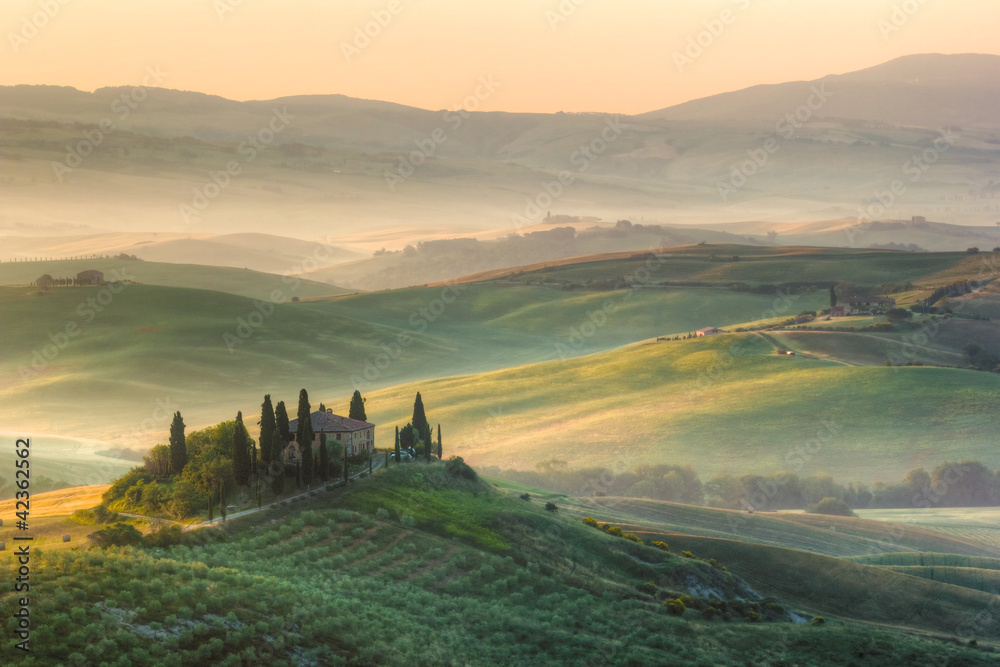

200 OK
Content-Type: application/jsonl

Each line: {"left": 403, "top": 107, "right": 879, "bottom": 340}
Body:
{"left": 284, "top": 409, "right": 375, "bottom": 463}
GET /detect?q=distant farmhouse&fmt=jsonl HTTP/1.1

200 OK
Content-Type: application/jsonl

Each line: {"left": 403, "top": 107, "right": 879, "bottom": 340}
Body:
{"left": 76, "top": 270, "right": 104, "bottom": 285}
{"left": 696, "top": 327, "right": 723, "bottom": 337}
{"left": 284, "top": 409, "right": 375, "bottom": 463}
{"left": 831, "top": 296, "right": 896, "bottom": 317}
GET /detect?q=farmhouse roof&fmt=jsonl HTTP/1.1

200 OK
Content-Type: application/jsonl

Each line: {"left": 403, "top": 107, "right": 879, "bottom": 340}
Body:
{"left": 288, "top": 410, "right": 374, "bottom": 433}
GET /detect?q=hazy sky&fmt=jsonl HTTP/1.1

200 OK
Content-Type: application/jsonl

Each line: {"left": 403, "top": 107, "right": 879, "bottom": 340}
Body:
{"left": 3, "top": 0, "right": 999, "bottom": 114}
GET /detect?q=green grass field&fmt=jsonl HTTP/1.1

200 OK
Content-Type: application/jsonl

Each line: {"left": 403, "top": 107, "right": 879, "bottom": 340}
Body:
{"left": 0, "top": 281, "right": 825, "bottom": 459}
{"left": 364, "top": 332, "right": 1000, "bottom": 483}
{"left": 482, "top": 245, "right": 986, "bottom": 289}
{"left": 0, "top": 258, "right": 348, "bottom": 300}
{"left": 3, "top": 466, "right": 998, "bottom": 665}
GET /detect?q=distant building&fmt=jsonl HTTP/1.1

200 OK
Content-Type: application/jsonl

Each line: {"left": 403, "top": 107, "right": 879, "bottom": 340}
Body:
{"left": 912, "top": 216, "right": 927, "bottom": 224}
{"left": 696, "top": 327, "right": 723, "bottom": 336}
{"left": 830, "top": 296, "right": 895, "bottom": 317}
{"left": 76, "top": 270, "right": 104, "bottom": 285}
{"left": 285, "top": 409, "right": 375, "bottom": 462}
{"left": 847, "top": 296, "right": 896, "bottom": 308}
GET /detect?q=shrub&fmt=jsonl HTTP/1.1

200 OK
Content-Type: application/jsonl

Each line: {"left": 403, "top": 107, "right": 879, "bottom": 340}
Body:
{"left": 544, "top": 502, "right": 558, "bottom": 513}
{"left": 805, "top": 497, "right": 855, "bottom": 517}
{"left": 144, "top": 525, "right": 184, "bottom": 548}
{"left": 375, "top": 508, "right": 390, "bottom": 521}
{"left": 652, "top": 541, "right": 669, "bottom": 552}
{"left": 681, "top": 551, "right": 694, "bottom": 559}
{"left": 622, "top": 533, "right": 642, "bottom": 544}
{"left": 665, "top": 599, "right": 686, "bottom": 616}
{"left": 745, "top": 609, "right": 762, "bottom": 623}
{"left": 582, "top": 517, "right": 599, "bottom": 528}
{"left": 810, "top": 616, "right": 826, "bottom": 626}
{"left": 89, "top": 523, "right": 143, "bottom": 548}
{"left": 445, "top": 456, "right": 478, "bottom": 480}
{"left": 519, "top": 493, "right": 531, "bottom": 502}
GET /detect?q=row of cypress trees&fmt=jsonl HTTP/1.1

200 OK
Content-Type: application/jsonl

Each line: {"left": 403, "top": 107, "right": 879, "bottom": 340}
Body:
{"left": 393, "top": 392, "right": 443, "bottom": 463}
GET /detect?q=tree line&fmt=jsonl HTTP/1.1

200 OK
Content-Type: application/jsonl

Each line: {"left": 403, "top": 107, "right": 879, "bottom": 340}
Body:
{"left": 488, "top": 458, "right": 1000, "bottom": 512}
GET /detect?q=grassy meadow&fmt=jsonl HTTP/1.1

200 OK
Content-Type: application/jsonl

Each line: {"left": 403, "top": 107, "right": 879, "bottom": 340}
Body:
{"left": 3, "top": 465, "right": 998, "bottom": 665}
{"left": 364, "top": 332, "right": 1000, "bottom": 482}
{"left": 480, "top": 245, "right": 987, "bottom": 289}
{"left": 0, "top": 280, "right": 825, "bottom": 458}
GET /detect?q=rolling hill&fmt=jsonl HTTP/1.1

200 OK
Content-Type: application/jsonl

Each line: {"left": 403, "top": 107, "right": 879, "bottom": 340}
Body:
{"left": 2, "top": 468, "right": 999, "bottom": 664}
{"left": 0, "top": 258, "right": 350, "bottom": 300}
{"left": 0, "top": 279, "right": 820, "bottom": 459}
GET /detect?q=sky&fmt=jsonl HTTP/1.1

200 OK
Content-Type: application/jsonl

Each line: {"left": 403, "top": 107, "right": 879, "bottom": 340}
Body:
{"left": 2, "top": 0, "right": 999, "bottom": 114}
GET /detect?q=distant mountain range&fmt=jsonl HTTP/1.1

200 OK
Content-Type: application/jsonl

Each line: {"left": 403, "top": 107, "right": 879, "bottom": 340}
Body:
{"left": 1, "top": 53, "right": 998, "bottom": 246}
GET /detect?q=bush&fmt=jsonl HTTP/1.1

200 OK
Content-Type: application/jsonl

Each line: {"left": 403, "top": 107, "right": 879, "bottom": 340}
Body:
{"left": 665, "top": 598, "right": 686, "bottom": 616}
{"left": 805, "top": 497, "right": 855, "bottom": 517}
{"left": 652, "top": 541, "right": 669, "bottom": 552}
{"left": 144, "top": 525, "right": 184, "bottom": 548}
{"left": 544, "top": 502, "right": 558, "bottom": 513}
{"left": 810, "top": 616, "right": 826, "bottom": 626}
{"left": 71, "top": 505, "right": 119, "bottom": 525}
{"left": 582, "top": 517, "right": 599, "bottom": 528}
{"left": 89, "top": 523, "right": 143, "bottom": 548}
{"left": 445, "top": 456, "right": 477, "bottom": 480}
{"left": 886, "top": 308, "right": 913, "bottom": 323}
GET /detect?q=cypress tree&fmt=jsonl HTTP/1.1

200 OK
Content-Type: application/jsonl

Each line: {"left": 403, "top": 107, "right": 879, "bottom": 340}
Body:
{"left": 301, "top": 414, "right": 314, "bottom": 485}
{"left": 319, "top": 432, "right": 329, "bottom": 482}
{"left": 830, "top": 286, "right": 837, "bottom": 308}
{"left": 436, "top": 424, "right": 442, "bottom": 459}
{"left": 296, "top": 389, "right": 314, "bottom": 484}
{"left": 394, "top": 425, "right": 400, "bottom": 462}
{"left": 349, "top": 390, "right": 367, "bottom": 421}
{"left": 169, "top": 411, "right": 187, "bottom": 475}
{"left": 412, "top": 392, "right": 431, "bottom": 446}
{"left": 232, "top": 411, "right": 251, "bottom": 488}
{"left": 260, "top": 395, "right": 276, "bottom": 465}
{"left": 275, "top": 401, "right": 290, "bottom": 444}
